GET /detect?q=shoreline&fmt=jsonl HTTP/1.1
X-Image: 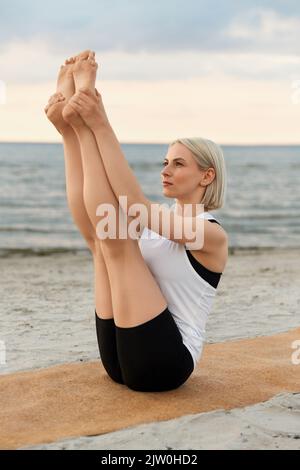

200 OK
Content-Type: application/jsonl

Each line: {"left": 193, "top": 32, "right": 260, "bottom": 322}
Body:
{"left": 0, "top": 245, "right": 299, "bottom": 258}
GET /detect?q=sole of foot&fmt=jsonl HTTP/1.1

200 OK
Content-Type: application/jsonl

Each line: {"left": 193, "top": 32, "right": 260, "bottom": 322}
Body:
{"left": 56, "top": 64, "right": 75, "bottom": 101}
{"left": 72, "top": 56, "right": 98, "bottom": 93}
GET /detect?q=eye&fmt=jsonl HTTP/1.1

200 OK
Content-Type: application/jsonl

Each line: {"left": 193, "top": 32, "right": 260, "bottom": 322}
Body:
{"left": 162, "top": 161, "right": 183, "bottom": 166}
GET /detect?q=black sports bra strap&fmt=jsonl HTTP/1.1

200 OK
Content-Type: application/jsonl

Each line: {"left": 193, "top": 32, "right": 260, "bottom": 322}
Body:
{"left": 207, "top": 219, "right": 221, "bottom": 226}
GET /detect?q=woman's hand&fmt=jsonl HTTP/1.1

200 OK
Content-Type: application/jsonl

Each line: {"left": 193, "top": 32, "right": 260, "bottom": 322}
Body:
{"left": 68, "top": 87, "right": 110, "bottom": 130}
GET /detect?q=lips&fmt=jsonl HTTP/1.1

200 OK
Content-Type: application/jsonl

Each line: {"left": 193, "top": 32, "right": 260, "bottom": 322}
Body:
{"left": 162, "top": 181, "right": 173, "bottom": 185}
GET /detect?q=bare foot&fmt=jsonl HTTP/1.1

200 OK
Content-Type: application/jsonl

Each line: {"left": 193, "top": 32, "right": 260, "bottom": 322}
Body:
{"left": 72, "top": 53, "right": 98, "bottom": 93}
{"left": 44, "top": 92, "right": 70, "bottom": 135}
{"left": 56, "top": 63, "right": 75, "bottom": 101}
{"left": 65, "top": 50, "right": 95, "bottom": 66}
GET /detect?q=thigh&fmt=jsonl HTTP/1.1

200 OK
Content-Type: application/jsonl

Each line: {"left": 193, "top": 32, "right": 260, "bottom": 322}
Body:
{"left": 101, "top": 238, "right": 168, "bottom": 328}
{"left": 115, "top": 307, "right": 194, "bottom": 392}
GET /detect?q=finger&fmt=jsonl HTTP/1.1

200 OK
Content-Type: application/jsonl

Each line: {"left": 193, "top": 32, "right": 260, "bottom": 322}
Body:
{"left": 75, "top": 94, "right": 92, "bottom": 106}
{"left": 68, "top": 101, "right": 81, "bottom": 112}
{"left": 76, "top": 95, "right": 91, "bottom": 105}
{"left": 49, "top": 92, "right": 63, "bottom": 101}
{"left": 78, "top": 91, "right": 96, "bottom": 104}
{"left": 71, "top": 95, "right": 86, "bottom": 106}
{"left": 78, "top": 87, "right": 93, "bottom": 96}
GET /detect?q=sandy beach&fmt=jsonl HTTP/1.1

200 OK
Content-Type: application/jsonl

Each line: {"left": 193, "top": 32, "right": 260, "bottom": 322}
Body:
{"left": 1, "top": 247, "right": 300, "bottom": 449}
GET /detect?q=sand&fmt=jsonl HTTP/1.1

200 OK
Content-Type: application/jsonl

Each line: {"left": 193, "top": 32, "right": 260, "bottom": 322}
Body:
{"left": 1, "top": 247, "right": 300, "bottom": 449}
{"left": 24, "top": 392, "right": 300, "bottom": 450}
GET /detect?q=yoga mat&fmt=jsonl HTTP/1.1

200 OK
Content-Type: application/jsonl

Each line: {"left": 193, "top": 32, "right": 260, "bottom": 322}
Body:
{"left": 1, "top": 327, "right": 299, "bottom": 449}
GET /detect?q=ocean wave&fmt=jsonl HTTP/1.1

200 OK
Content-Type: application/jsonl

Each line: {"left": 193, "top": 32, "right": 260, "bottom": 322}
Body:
{"left": 0, "top": 226, "right": 74, "bottom": 234}
{"left": 0, "top": 247, "right": 88, "bottom": 257}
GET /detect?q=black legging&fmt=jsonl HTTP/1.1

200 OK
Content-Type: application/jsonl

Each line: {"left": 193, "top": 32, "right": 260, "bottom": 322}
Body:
{"left": 95, "top": 306, "right": 194, "bottom": 392}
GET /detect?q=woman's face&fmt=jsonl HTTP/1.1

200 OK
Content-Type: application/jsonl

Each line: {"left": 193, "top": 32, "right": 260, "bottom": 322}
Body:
{"left": 161, "top": 143, "right": 205, "bottom": 199}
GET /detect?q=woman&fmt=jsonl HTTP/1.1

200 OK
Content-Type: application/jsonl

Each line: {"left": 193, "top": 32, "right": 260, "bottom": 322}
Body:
{"left": 44, "top": 50, "right": 228, "bottom": 392}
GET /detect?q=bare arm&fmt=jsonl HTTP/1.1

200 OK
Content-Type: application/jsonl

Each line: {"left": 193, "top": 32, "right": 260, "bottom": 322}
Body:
{"left": 68, "top": 88, "right": 227, "bottom": 251}
{"left": 92, "top": 121, "right": 146, "bottom": 214}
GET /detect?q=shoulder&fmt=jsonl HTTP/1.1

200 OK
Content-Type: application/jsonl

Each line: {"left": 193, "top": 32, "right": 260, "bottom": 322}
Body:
{"left": 188, "top": 220, "right": 228, "bottom": 272}
{"left": 200, "top": 218, "right": 228, "bottom": 254}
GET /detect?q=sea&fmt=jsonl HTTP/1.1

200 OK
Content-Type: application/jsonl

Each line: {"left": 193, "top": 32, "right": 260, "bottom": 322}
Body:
{"left": 0, "top": 142, "right": 299, "bottom": 254}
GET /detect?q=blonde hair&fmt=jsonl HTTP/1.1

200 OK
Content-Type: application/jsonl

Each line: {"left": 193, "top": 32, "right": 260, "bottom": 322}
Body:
{"left": 169, "top": 137, "right": 227, "bottom": 211}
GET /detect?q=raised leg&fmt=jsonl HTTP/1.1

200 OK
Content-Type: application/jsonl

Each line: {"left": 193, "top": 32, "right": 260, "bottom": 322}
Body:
{"left": 74, "top": 121, "right": 168, "bottom": 329}
{"left": 62, "top": 56, "right": 168, "bottom": 329}
{"left": 44, "top": 61, "right": 114, "bottom": 319}
{"left": 62, "top": 128, "right": 114, "bottom": 319}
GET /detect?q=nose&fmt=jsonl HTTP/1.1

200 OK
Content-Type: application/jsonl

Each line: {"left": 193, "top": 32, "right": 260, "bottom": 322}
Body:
{"left": 161, "top": 165, "right": 171, "bottom": 177}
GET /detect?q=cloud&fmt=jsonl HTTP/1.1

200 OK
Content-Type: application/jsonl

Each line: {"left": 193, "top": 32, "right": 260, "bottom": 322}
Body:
{"left": 0, "top": 1, "right": 299, "bottom": 55}
{"left": 0, "top": 0, "right": 299, "bottom": 146}
{"left": 1, "top": 41, "right": 300, "bottom": 86}
{"left": 226, "top": 8, "right": 300, "bottom": 54}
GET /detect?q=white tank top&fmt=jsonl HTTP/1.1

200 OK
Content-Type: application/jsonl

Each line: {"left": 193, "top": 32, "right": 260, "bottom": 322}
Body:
{"left": 138, "top": 211, "right": 220, "bottom": 368}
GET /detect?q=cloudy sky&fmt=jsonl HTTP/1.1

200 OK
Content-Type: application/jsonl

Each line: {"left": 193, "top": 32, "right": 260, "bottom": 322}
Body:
{"left": 0, "top": 0, "right": 299, "bottom": 144}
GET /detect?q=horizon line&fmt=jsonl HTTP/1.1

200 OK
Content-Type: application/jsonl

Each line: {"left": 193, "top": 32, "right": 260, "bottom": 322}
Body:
{"left": 1, "top": 140, "right": 300, "bottom": 147}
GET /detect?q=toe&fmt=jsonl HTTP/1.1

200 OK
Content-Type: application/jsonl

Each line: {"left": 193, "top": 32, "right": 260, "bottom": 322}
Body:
{"left": 76, "top": 49, "right": 92, "bottom": 61}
